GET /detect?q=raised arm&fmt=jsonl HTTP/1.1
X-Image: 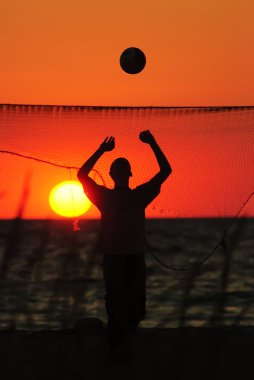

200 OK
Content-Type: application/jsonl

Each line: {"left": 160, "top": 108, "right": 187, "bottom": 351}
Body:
{"left": 139, "top": 130, "right": 172, "bottom": 182}
{"left": 77, "top": 136, "right": 115, "bottom": 180}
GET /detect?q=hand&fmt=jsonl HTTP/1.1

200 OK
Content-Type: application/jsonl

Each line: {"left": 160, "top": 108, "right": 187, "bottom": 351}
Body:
{"left": 139, "top": 130, "right": 156, "bottom": 145}
{"left": 100, "top": 136, "right": 115, "bottom": 152}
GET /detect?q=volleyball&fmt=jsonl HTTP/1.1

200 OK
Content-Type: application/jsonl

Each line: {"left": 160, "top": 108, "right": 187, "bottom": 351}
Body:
{"left": 120, "top": 47, "right": 146, "bottom": 74}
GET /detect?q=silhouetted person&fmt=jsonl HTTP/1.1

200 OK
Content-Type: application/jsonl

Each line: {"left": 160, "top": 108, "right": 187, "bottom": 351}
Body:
{"left": 77, "top": 130, "right": 172, "bottom": 347}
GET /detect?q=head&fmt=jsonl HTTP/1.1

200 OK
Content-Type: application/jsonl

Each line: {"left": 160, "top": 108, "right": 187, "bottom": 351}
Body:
{"left": 109, "top": 157, "right": 132, "bottom": 186}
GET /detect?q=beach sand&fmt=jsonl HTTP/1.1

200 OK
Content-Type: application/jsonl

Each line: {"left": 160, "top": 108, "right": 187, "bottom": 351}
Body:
{"left": 1, "top": 317, "right": 253, "bottom": 380}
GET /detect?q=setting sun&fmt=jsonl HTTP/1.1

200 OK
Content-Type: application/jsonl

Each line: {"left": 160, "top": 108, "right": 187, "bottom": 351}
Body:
{"left": 49, "top": 181, "right": 91, "bottom": 218}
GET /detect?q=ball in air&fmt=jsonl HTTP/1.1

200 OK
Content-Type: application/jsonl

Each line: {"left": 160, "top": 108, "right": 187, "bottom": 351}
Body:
{"left": 120, "top": 47, "right": 146, "bottom": 74}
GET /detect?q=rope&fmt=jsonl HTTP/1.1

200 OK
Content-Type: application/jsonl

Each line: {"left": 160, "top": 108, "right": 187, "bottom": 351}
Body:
{"left": 147, "top": 238, "right": 223, "bottom": 272}
{"left": 147, "top": 191, "right": 254, "bottom": 271}
{"left": 0, "top": 150, "right": 106, "bottom": 186}
{"left": 145, "top": 113, "right": 254, "bottom": 271}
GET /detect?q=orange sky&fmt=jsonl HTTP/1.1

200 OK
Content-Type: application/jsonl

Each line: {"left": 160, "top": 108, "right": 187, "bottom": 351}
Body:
{"left": 0, "top": 0, "right": 254, "bottom": 106}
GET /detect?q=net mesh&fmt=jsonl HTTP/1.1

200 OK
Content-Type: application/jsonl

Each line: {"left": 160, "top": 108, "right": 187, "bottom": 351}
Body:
{"left": 1, "top": 104, "right": 253, "bottom": 219}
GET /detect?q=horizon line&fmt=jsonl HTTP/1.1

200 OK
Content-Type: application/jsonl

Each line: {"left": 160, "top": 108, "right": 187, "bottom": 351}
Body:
{"left": 0, "top": 216, "right": 253, "bottom": 221}
{"left": 1, "top": 103, "right": 254, "bottom": 111}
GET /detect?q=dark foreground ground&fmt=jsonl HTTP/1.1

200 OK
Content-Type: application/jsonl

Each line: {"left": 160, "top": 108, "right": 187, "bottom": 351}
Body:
{"left": 1, "top": 318, "right": 253, "bottom": 380}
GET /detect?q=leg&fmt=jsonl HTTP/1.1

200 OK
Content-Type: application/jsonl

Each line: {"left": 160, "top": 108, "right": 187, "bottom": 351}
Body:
{"left": 102, "top": 255, "right": 129, "bottom": 345}
{"left": 125, "top": 255, "right": 146, "bottom": 333}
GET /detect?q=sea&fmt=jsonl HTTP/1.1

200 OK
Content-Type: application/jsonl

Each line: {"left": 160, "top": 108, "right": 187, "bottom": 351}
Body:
{"left": 0, "top": 218, "right": 253, "bottom": 330}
